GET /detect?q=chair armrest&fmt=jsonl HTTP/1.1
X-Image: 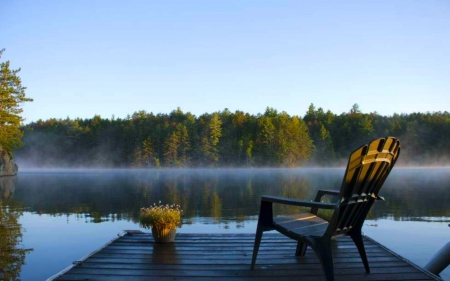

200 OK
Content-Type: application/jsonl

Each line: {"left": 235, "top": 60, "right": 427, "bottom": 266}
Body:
{"left": 311, "top": 189, "right": 340, "bottom": 215}
{"left": 314, "top": 189, "right": 340, "bottom": 202}
{"left": 261, "top": 195, "right": 336, "bottom": 210}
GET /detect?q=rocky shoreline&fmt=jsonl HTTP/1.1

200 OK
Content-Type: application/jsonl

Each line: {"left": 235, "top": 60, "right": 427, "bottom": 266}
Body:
{"left": 0, "top": 146, "right": 18, "bottom": 176}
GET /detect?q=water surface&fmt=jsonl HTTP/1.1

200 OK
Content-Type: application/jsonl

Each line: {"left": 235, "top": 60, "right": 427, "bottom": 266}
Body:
{"left": 0, "top": 168, "right": 449, "bottom": 280}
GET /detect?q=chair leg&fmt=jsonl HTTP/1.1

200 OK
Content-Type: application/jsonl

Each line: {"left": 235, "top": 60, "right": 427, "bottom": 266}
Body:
{"left": 251, "top": 224, "right": 264, "bottom": 270}
{"left": 350, "top": 231, "right": 370, "bottom": 273}
{"left": 296, "top": 241, "right": 307, "bottom": 256}
{"left": 314, "top": 238, "right": 335, "bottom": 281}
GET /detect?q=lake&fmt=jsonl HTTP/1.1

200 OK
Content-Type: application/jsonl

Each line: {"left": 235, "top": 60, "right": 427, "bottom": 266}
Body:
{"left": 1, "top": 168, "right": 449, "bottom": 281}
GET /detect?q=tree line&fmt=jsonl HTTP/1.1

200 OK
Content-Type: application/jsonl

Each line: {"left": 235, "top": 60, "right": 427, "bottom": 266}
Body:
{"left": 16, "top": 104, "right": 450, "bottom": 167}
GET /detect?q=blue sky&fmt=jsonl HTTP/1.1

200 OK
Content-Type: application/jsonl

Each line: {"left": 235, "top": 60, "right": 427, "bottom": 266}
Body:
{"left": 1, "top": 1, "right": 449, "bottom": 123}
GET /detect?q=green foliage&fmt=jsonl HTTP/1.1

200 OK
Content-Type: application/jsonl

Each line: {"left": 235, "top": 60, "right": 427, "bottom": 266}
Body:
{"left": 139, "top": 202, "right": 183, "bottom": 229}
{"left": 0, "top": 49, "right": 33, "bottom": 154}
{"left": 199, "top": 113, "right": 222, "bottom": 165}
{"left": 255, "top": 111, "right": 313, "bottom": 166}
{"left": 16, "top": 104, "right": 450, "bottom": 167}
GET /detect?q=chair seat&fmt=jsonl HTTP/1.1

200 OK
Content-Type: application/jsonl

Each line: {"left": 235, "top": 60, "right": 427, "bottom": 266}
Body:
{"left": 273, "top": 213, "right": 329, "bottom": 237}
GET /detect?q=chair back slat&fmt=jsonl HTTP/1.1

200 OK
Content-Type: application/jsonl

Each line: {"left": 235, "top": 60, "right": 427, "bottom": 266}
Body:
{"left": 330, "top": 137, "right": 400, "bottom": 236}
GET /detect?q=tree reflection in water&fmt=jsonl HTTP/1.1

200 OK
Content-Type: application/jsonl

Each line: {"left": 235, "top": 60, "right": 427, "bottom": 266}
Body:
{"left": 0, "top": 177, "right": 32, "bottom": 281}
{"left": 7, "top": 169, "right": 450, "bottom": 226}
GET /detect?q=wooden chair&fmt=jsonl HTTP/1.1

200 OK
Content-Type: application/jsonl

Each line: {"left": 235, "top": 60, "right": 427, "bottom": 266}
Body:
{"left": 251, "top": 137, "right": 400, "bottom": 281}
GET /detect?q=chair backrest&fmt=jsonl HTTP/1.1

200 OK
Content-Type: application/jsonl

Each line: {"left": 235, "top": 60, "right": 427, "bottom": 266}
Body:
{"left": 328, "top": 137, "right": 400, "bottom": 236}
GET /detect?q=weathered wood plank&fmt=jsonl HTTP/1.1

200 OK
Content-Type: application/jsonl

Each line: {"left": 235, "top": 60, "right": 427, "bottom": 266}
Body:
{"left": 66, "top": 266, "right": 424, "bottom": 276}
{"left": 119, "top": 234, "right": 354, "bottom": 242}
{"left": 82, "top": 256, "right": 403, "bottom": 265}
{"left": 72, "top": 261, "right": 410, "bottom": 270}
{"left": 54, "top": 273, "right": 436, "bottom": 281}
{"left": 99, "top": 245, "right": 387, "bottom": 253}
{"left": 97, "top": 248, "right": 388, "bottom": 256}
{"left": 93, "top": 251, "right": 392, "bottom": 259}
{"left": 104, "top": 245, "right": 380, "bottom": 252}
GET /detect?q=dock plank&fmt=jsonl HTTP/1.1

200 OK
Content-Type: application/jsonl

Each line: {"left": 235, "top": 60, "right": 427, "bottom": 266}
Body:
{"left": 51, "top": 233, "right": 442, "bottom": 281}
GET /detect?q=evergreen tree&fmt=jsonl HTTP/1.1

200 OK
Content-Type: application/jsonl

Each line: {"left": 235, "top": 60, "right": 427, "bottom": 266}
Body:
{"left": 0, "top": 49, "right": 33, "bottom": 154}
{"left": 199, "top": 113, "right": 222, "bottom": 166}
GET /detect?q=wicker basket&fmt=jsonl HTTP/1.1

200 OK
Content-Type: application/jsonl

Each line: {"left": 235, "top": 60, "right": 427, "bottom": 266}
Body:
{"left": 151, "top": 227, "right": 177, "bottom": 243}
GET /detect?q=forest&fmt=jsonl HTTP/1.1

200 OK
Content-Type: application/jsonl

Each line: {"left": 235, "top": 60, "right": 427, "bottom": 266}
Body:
{"left": 16, "top": 104, "right": 450, "bottom": 168}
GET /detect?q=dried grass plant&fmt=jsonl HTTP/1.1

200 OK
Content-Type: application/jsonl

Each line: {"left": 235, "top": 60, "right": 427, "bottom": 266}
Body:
{"left": 140, "top": 202, "right": 183, "bottom": 230}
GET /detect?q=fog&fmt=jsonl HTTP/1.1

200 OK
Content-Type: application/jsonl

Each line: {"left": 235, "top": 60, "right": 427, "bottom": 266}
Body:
{"left": 14, "top": 148, "right": 450, "bottom": 170}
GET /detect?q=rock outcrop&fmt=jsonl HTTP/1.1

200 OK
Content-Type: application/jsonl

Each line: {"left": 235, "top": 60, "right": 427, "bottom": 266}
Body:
{"left": 0, "top": 146, "right": 18, "bottom": 176}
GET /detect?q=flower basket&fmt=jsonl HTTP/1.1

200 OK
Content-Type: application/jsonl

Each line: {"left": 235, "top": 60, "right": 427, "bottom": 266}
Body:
{"left": 140, "top": 202, "right": 182, "bottom": 243}
{"left": 151, "top": 227, "right": 177, "bottom": 243}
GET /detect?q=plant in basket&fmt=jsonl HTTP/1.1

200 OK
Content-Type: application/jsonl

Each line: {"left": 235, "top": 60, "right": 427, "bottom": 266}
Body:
{"left": 139, "top": 202, "right": 182, "bottom": 243}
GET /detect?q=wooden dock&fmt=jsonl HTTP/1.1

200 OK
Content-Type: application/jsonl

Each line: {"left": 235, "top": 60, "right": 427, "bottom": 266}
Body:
{"left": 50, "top": 232, "right": 442, "bottom": 281}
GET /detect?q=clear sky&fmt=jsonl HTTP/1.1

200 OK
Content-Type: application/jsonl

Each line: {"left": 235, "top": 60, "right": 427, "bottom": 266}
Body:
{"left": 1, "top": 1, "right": 449, "bottom": 123}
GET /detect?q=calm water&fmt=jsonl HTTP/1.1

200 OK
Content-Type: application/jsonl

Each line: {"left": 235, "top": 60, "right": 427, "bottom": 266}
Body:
{"left": 0, "top": 168, "right": 449, "bottom": 280}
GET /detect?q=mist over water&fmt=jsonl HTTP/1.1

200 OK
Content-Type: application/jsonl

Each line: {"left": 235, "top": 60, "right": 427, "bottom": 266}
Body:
{"left": 9, "top": 167, "right": 450, "bottom": 220}
{"left": 15, "top": 148, "right": 450, "bottom": 169}
{"left": 1, "top": 168, "right": 449, "bottom": 280}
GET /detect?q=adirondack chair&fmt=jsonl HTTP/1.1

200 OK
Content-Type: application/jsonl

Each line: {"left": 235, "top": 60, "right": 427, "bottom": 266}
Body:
{"left": 251, "top": 137, "right": 400, "bottom": 281}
